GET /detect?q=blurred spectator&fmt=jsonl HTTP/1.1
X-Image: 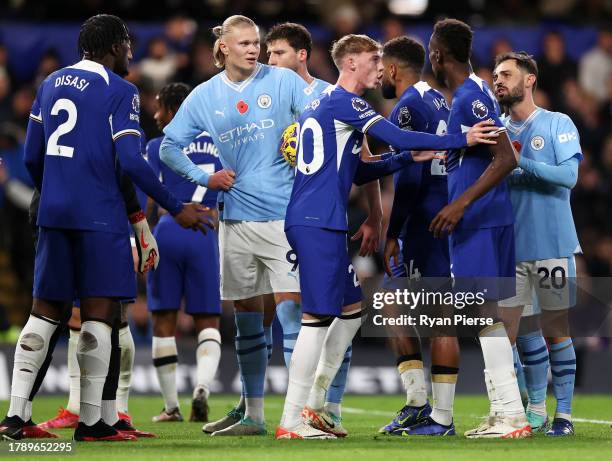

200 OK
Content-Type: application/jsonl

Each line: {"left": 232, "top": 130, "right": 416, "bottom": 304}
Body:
{"left": 138, "top": 36, "right": 178, "bottom": 91}
{"left": 538, "top": 31, "right": 577, "bottom": 107}
{"left": 34, "top": 49, "right": 61, "bottom": 87}
{"left": 10, "top": 86, "right": 35, "bottom": 129}
{"left": 380, "top": 16, "right": 405, "bottom": 43}
{"left": 173, "top": 38, "right": 219, "bottom": 88}
{"left": 579, "top": 26, "right": 612, "bottom": 103}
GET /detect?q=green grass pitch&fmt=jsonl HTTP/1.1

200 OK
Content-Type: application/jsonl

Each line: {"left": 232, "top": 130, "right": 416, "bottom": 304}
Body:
{"left": 1, "top": 395, "right": 611, "bottom": 460}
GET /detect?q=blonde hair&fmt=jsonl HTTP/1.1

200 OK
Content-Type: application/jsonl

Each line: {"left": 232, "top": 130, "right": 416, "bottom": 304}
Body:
{"left": 212, "top": 15, "right": 258, "bottom": 69}
{"left": 330, "top": 34, "right": 381, "bottom": 70}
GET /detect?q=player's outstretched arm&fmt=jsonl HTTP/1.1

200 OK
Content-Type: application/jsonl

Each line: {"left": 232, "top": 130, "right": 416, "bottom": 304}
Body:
{"left": 352, "top": 149, "right": 435, "bottom": 185}
{"left": 518, "top": 155, "right": 579, "bottom": 189}
{"left": 367, "top": 118, "right": 499, "bottom": 151}
{"left": 429, "top": 130, "right": 518, "bottom": 237}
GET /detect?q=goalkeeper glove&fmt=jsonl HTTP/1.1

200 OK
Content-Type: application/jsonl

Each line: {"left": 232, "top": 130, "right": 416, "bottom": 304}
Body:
{"left": 129, "top": 211, "right": 159, "bottom": 273}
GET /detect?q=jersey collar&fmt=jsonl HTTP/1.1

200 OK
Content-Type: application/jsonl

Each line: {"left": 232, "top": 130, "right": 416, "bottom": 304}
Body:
{"left": 506, "top": 107, "right": 542, "bottom": 135}
{"left": 221, "top": 63, "right": 262, "bottom": 93}
{"left": 67, "top": 59, "right": 109, "bottom": 85}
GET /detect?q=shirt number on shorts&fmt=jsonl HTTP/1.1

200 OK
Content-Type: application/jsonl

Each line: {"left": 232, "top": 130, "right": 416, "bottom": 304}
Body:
{"left": 538, "top": 266, "right": 566, "bottom": 289}
{"left": 286, "top": 250, "right": 298, "bottom": 271}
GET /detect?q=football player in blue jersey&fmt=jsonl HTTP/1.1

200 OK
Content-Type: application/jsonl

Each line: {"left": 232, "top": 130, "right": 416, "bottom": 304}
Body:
{"left": 146, "top": 83, "right": 223, "bottom": 424}
{"left": 494, "top": 52, "right": 582, "bottom": 436}
{"left": 427, "top": 19, "right": 530, "bottom": 438}
{"left": 160, "top": 15, "right": 335, "bottom": 437}
{"left": 377, "top": 36, "right": 460, "bottom": 437}
{"left": 0, "top": 14, "right": 209, "bottom": 442}
{"left": 276, "top": 34, "right": 499, "bottom": 439}
{"left": 265, "top": 22, "right": 383, "bottom": 436}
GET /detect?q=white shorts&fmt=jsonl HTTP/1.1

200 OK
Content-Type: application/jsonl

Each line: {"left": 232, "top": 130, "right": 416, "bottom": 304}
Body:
{"left": 219, "top": 220, "right": 300, "bottom": 300}
{"left": 498, "top": 256, "right": 577, "bottom": 313}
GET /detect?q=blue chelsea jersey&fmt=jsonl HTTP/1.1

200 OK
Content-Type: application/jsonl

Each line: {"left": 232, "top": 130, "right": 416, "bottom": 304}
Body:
{"left": 285, "top": 85, "right": 385, "bottom": 231}
{"left": 147, "top": 132, "right": 222, "bottom": 207}
{"left": 29, "top": 60, "right": 142, "bottom": 233}
{"left": 163, "top": 63, "right": 310, "bottom": 221}
{"left": 446, "top": 74, "right": 514, "bottom": 230}
{"left": 388, "top": 81, "right": 450, "bottom": 234}
{"left": 504, "top": 108, "right": 582, "bottom": 261}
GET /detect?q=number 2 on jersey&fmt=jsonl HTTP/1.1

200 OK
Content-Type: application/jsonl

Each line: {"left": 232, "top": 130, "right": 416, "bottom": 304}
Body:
{"left": 47, "top": 98, "right": 77, "bottom": 158}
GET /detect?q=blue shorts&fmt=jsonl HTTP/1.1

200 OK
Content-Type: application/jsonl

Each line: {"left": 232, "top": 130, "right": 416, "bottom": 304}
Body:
{"left": 33, "top": 227, "right": 136, "bottom": 302}
{"left": 286, "top": 225, "right": 362, "bottom": 317}
{"left": 147, "top": 214, "right": 221, "bottom": 315}
{"left": 450, "top": 225, "right": 516, "bottom": 300}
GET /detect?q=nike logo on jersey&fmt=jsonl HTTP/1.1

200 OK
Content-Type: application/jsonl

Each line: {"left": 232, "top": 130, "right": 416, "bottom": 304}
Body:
{"left": 140, "top": 230, "right": 149, "bottom": 249}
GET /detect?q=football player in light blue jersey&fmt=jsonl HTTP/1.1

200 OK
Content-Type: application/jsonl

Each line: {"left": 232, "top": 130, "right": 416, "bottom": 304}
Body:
{"left": 277, "top": 34, "right": 499, "bottom": 440}
{"left": 494, "top": 52, "right": 582, "bottom": 437}
{"left": 265, "top": 22, "right": 382, "bottom": 436}
{"left": 160, "top": 15, "right": 313, "bottom": 437}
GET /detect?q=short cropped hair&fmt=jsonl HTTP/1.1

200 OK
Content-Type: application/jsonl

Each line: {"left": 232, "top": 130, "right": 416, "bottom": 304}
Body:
{"left": 382, "top": 36, "right": 425, "bottom": 74}
{"left": 495, "top": 51, "right": 539, "bottom": 91}
{"left": 265, "top": 22, "right": 313, "bottom": 59}
{"left": 78, "top": 14, "right": 130, "bottom": 59}
{"left": 432, "top": 19, "right": 473, "bottom": 63}
{"left": 330, "top": 34, "right": 381, "bottom": 70}
{"left": 157, "top": 82, "right": 192, "bottom": 113}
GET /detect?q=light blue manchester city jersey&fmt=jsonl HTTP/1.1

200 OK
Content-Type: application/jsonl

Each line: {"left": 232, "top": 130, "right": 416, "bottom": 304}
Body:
{"left": 504, "top": 108, "right": 582, "bottom": 261}
{"left": 163, "top": 63, "right": 310, "bottom": 221}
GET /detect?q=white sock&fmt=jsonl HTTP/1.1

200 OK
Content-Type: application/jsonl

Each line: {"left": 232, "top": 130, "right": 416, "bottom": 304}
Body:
{"left": 101, "top": 399, "right": 118, "bottom": 426}
{"left": 307, "top": 313, "right": 361, "bottom": 411}
{"left": 77, "top": 321, "right": 112, "bottom": 426}
{"left": 8, "top": 314, "right": 59, "bottom": 419}
{"left": 280, "top": 323, "right": 329, "bottom": 429}
{"left": 430, "top": 379, "right": 456, "bottom": 426}
{"left": 116, "top": 325, "right": 134, "bottom": 414}
{"left": 195, "top": 328, "right": 221, "bottom": 399}
{"left": 25, "top": 401, "right": 32, "bottom": 421}
{"left": 66, "top": 329, "right": 80, "bottom": 414}
{"left": 397, "top": 360, "right": 428, "bottom": 407}
{"left": 527, "top": 400, "right": 547, "bottom": 418}
{"left": 479, "top": 324, "right": 524, "bottom": 418}
{"left": 485, "top": 369, "right": 504, "bottom": 417}
{"left": 324, "top": 402, "right": 341, "bottom": 417}
{"left": 152, "top": 336, "right": 179, "bottom": 411}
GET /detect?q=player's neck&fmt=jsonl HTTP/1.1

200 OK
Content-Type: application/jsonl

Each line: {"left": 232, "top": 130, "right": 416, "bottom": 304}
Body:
{"left": 446, "top": 63, "right": 471, "bottom": 92}
{"left": 394, "top": 73, "right": 420, "bottom": 99}
{"left": 337, "top": 74, "right": 365, "bottom": 96}
{"left": 508, "top": 98, "right": 538, "bottom": 122}
{"left": 297, "top": 64, "right": 315, "bottom": 85}
{"left": 224, "top": 62, "right": 256, "bottom": 83}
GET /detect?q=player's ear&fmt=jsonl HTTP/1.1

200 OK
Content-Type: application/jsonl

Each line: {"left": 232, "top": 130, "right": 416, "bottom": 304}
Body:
{"left": 526, "top": 73, "right": 536, "bottom": 90}
{"left": 298, "top": 49, "right": 307, "bottom": 62}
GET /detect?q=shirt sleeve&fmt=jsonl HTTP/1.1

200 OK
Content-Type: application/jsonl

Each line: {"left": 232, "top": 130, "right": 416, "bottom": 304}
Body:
{"left": 110, "top": 83, "right": 142, "bottom": 142}
{"left": 551, "top": 113, "right": 583, "bottom": 165}
{"left": 518, "top": 155, "right": 579, "bottom": 189}
{"left": 24, "top": 84, "right": 46, "bottom": 190}
{"left": 457, "top": 90, "right": 505, "bottom": 131}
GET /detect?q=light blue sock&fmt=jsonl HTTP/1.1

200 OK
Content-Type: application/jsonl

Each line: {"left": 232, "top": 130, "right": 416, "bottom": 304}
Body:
{"left": 326, "top": 345, "right": 352, "bottom": 406}
{"left": 512, "top": 343, "right": 528, "bottom": 401}
{"left": 264, "top": 326, "right": 273, "bottom": 363}
{"left": 549, "top": 338, "right": 576, "bottom": 419}
{"left": 275, "top": 300, "right": 301, "bottom": 368}
{"left": 517, "top": 331, "right": 549, "bottom": 409}
{"left": 235, "top": 312, "right": 267, "bottom": 399}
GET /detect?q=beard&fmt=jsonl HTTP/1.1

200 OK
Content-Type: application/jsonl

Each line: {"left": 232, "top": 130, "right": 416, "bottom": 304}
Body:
{"left": 381, "top": 79, "right": 396, "bottom": 99}
{"left": 497, "top": 84, "right": 525, "bottom": 107}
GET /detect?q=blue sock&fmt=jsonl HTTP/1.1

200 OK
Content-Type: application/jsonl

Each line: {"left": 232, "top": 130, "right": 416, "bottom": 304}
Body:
{"left": 275, "top": 300, "right": 301, "bottom": 367}
{"left": 517, "top": 331, "right": 549, "bottom": 411}
{"left": 512, "top": 343, "right": 528, "bottom": 401}
{"left": 549, "top": 338, "right": 576, "bottom": 419}
{"left": 326, "top": 345, "right": 352, "bottom": 407}
{"left": 235, "top": 312, "right": 267, "bottom": 399}
{"left": 264, "top": 326, "right": 273, "bottom": 363}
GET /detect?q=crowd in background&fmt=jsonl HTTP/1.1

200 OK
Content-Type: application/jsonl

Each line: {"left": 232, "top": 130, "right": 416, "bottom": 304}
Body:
{"left": 0, "top": 3, "right": 610, "bottom": 345}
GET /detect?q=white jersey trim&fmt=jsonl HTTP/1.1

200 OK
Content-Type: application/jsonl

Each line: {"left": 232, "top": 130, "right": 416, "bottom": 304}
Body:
{"left": 220, "top": 63, "right": 262, "bottom": 93}
{"left": 112, "top": 128, "right": 141, "bottom": 141}
{"left": 67, "top": 59, "right": 109, "bottom": 85}
{"left": 362, "top": 115, "right": 384, "bottom": 133}
{"left": 29, "top": 112, "right": 42, "bottom": 123}
{"left": 413, "top": 80, "right": 431, "bottom": 97}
